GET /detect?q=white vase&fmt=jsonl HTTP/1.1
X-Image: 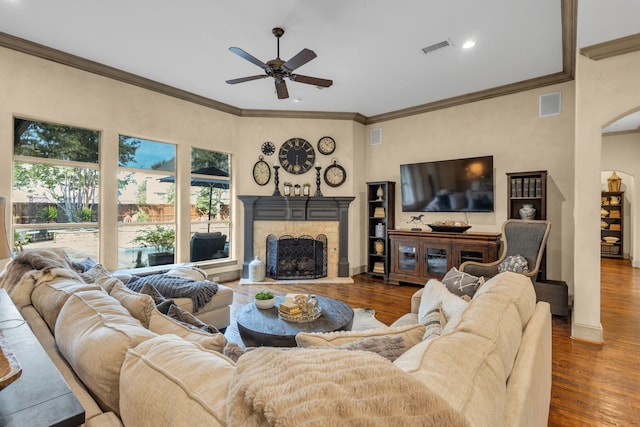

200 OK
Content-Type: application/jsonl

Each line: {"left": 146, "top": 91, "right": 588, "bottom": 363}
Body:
{"left": 519, "top": 204, "right": 536, "bottom": 220}
{"left": 248, "top": 256, "right": 265, "bottom": 281}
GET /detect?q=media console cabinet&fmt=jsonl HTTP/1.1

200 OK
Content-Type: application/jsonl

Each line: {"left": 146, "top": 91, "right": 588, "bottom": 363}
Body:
{"left": 388, "top": 229, "right": 501, "bottom": 285}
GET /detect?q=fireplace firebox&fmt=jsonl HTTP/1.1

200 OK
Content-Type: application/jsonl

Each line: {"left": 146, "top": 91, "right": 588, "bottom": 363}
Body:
{"left": 266, "top": 234, "right": 327, "bottom": 279}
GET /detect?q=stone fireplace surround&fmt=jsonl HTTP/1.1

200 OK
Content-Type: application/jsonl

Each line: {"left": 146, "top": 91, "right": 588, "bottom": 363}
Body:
{"left": 238, "top": 196, "right": 355, "bottom": 279}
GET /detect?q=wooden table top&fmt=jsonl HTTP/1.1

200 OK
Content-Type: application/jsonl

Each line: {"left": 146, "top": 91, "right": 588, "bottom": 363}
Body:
{"left": 236, "top": 295, "right": 354, "bottom": 347}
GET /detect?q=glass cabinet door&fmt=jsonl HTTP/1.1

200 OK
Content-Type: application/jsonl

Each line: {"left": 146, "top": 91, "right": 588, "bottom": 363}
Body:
{"left": 397, "top": 244, "right": 418, "bottom": 272}
{"left": 426, "top": 247, "right": 448, "bottom": 276}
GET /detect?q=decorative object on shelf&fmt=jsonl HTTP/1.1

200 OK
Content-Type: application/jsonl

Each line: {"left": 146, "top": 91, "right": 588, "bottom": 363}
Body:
{"left": 373, "top": 207, "right": 385, "bottom": 218}
{"left": 601, "top": 208, "right": 609, "bottom": 217}
{"left": 317, "top": 136, "right": 336, "bottom": 155}
{"left": 252, "top": 155, "right": 271, "bottom": 186}
{"left": 278, "top": 138, "right": 316, "bottom": 174}
{"left": 374, "top": 240, "right": 385, "bottom": 255}
{"left": 519, "top": 204, "right": 536, "bottom": 220}
{"left": 279, "top": 305, "right": 322, "bottom": 323}
{"left": 283, "top": 182, "right": 292, "bottom": 196}
{"left": 272, "top": 164, "right": 281, "bottom": 196}
{"left": 602, "top": 236, "right": 619, "bottom": 243}
{"left": 254, "top": 290, "right": 275, "bottom": 309}
{"left": 375, "top": 223, "right": 385, "bottom": 238}
{"left": 303, "top": 183, "right": 311, "bottom": 196}
{"left": 261, "top": 141, "right": 275, "bottom": 156}
{"left": 609, "top": 195, "right": 621, "bottom": 205}
{"left": 609, "top": 223, "right": 621, "bottom": 231}
{"left": 248, "top": 256, "right": 266, "bottom": 282}
{"left": 323, "top": 158, "right": 347, "bottom": 187}
{"left": 0, "top": 333, "right": 22, "bottom": 390}
{"left": 294, "top": 184, "right": 301, "bottom": 196}
{"left": 600, "top": 220, "right": 608, "bottom": 229}
{"left": 428, "top": 220, "right": 471, "bottom": 233}
{"left": 609, "top": 210, "right": 620, "bottom": 218}
{"left": 407, "top": 214, "right": 425, "bottom": 231}
{"left": 601, "top": 196, "right": 609, "bottom": 206}
{"left": 607, "top": 171, "right": 622, "bottom": 192}
{"left": 376, "top": 185, "right": 384, "bottom": 201}
{"left": 314, "top": 164, "right": 323, "bottom": 197}
{"left": 373, "top": 261, "right": 385, "bottom": 274}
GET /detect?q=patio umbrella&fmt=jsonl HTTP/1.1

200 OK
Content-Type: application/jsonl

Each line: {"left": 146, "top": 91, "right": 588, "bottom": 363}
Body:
{"left": 159, "top": 166, "right": 229, "bottom": 231}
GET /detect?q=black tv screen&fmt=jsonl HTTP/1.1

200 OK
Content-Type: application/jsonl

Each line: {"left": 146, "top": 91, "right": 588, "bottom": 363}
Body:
{"left": 400, "top": 156, "right": 494, "bottom": 212}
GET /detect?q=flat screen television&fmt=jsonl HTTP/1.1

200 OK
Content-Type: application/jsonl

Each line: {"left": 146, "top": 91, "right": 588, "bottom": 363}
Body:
{"left": 400, "top": 155, "right": 494, "bottom": 212}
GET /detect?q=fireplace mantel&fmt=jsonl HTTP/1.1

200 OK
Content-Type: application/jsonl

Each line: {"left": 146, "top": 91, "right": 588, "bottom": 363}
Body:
{"left": 238, "top": 196, "right": 355, "bottom": 278}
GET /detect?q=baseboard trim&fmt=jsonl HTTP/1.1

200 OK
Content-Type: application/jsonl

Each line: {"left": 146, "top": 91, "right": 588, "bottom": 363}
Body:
{"left": 632, "top": 258, "right": 640, "bottom": 268}
{"left": 571, "top": 320, "right": 604, "bottom": 343}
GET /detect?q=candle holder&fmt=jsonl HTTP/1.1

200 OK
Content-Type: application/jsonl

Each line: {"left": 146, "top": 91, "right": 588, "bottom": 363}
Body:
{"left": 314, "top": 166, "right": 323, "bottom": 197}
{"left": 272, "top": 165, "right": 281, "bottom": 196}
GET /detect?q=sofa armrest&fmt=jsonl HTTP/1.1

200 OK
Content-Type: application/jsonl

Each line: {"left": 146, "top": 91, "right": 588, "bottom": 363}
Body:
{"left": 411, "top": 288, "right": 423, "bottom": 314}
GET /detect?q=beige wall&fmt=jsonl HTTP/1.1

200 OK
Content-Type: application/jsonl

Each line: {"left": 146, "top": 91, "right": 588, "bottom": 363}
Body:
{"left": 574, "top": 50, "right": 640, "bottom": 342}
{"left": 364, "top": 83, "right": 576, "bottom": 284}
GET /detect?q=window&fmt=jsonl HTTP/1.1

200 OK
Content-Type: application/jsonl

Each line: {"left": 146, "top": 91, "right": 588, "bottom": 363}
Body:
{"left": 189, "top": 148, "right": 231, "bottom": 262}
{"left": 117, "top": 136, "right": 176, "bottom": 269}
{"left": 12, "top": 118, "right": 100, "bottom": 259}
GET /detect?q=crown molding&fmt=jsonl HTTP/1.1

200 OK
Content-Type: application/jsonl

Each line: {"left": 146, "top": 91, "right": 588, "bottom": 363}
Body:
{"left": 580, "top": 32, "right": 640, "bottom": 61}
{"left": 0, "top": 0, "right": 576, "bottom": 125}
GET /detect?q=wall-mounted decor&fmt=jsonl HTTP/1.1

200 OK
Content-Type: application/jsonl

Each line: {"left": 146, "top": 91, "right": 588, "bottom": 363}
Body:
{"left": 261, "top": 141, "right": 275, "bottom": 156}
{"left": 317, "top": 136, "right": 336, "bottom": 155}
{"left": 278, "top": 138, "right": 315, "bottom": 175}
{"left": 252, "top": 155, "right": 271, "bottom": 186}
{"left": 324, "top": 159, "right": 346, "bottom": 187}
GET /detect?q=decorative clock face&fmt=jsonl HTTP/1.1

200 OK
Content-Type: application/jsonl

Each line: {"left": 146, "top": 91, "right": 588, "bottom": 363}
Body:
{"left": 252, "top": 156, "right": 271, "bottom": 186}
{"left": 261, "top": 141, "right": 275, "bottom": 156}
{"left": 278, "top": 138, "right": 315, "bottom": 175}
{"left": 317, "top": 136, "right": 336, "bottom": 155}
{"left": 324, "top": 161, "right": 347, "bottom": 187}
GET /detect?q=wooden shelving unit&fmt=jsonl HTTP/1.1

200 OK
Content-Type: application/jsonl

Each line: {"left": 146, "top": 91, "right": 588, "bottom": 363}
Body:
{"left": 366, "top": 181, "right": 395, "bottom": 280}
{"left": 601, "top": 191, "right": 624, "bottom": 259}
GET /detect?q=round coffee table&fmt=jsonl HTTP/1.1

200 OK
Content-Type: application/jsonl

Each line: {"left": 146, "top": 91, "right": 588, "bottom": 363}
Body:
{"left": 236, "top": 295, "right": 354, "bottom": 347}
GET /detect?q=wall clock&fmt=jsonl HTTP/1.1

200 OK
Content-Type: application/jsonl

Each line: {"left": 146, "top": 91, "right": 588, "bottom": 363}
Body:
{"left": 252, "top": 156, "right": 271, "bottom": 186}
{"left": 278, "top": 137, "right": 316, "bottom": 175}
{"left": 261, "top": 141, "right": 275, "bottom": 156}
{"left": 324, "top": 159, "right": 347, "bottom": 187}
{"left": 317, "top": 136, "right": 336, "bottom": 155}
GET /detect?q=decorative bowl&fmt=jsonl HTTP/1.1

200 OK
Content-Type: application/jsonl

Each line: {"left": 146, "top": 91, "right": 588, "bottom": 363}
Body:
{"left": 428, "top": 224, "right": 472, "bottom": 233}
{"left": 602, "top": 236, "right": 619, "bottom": 243}
{"left": 255, "top": 298, "right": 275, "bottom": 310}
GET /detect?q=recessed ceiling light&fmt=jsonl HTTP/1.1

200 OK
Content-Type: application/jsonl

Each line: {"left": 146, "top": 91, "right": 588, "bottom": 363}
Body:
{"left": 292, "top": 97, "right": 302, "bottom": 103}
{"left": 462, "top": 40, "right": 476, "bottom": 49}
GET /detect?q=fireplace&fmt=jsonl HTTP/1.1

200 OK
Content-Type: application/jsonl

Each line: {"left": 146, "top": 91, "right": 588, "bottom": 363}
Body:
{"left": 238, "top": 196, "right": 355, "bottom": 279}
{"left": 266, "top": 234, "right": 327, "bottom": 279}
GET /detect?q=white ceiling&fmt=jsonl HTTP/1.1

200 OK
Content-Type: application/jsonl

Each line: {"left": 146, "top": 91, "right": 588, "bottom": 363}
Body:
{"left": 0, "top": 0, "right": 639, "bottom": 121}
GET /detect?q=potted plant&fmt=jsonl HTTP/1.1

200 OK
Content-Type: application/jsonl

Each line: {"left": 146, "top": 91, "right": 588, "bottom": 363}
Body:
{"left": 254, "top": 290, "right": 275, "bottom": 309}
{"left": 39, "top": 205, "right": 58, "bottom": 223}
{"left": 131, "top": 225, "right": 175, "bottom": 266}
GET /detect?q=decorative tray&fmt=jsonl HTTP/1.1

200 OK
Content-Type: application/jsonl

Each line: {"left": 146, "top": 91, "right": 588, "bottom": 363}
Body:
{"left": 0, "top": 332, "right": 22, "bottom": 390}
{"left": 278, "top": 306, "right": 322, "bottom": 323}
{"left": 428, "top": 224, "right": 472, "bottom": 233}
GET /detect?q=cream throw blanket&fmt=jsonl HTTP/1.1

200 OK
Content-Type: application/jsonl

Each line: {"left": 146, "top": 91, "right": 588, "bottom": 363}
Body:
{"left": 227, "top": 347, "right": 469, "bottom": 427}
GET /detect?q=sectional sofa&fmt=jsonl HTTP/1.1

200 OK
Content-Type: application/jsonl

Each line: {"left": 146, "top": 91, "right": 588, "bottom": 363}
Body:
{"left": 0, "top": 249, "right": 551, "bottom": 426}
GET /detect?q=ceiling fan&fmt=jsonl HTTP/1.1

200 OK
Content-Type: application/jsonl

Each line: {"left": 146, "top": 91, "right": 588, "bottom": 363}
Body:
{"left": 226, "top": 27, "right": 333, "bottom": 99}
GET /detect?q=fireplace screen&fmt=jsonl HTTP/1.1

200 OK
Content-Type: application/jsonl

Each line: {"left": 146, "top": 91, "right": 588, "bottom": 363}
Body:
{"left": 266, "top": 234, "right": 327, "bottom": 280}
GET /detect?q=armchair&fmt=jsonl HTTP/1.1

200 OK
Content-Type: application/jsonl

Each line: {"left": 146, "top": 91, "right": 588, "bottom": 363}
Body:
{"left": 190, "top": 232, "right": 227, "bottom": 262}
{"left": 460, "top": 219, "right": 551, "bottom": 279}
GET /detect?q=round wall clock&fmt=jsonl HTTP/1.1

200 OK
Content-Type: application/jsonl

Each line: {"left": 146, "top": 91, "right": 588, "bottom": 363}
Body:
{"left": 252, "top": 155, "right": 271, "bottom": 186}
{"left": 317, "top": 136, "right": 336, "bottom": 155}
{"left": 261, "top": 141, "right": 275, "bottom": 156}
{"left": 278, "top": 137, "right": 316, "bottom": 175}
{"left": 324, "top": 159, "right": 347, "bottom": 187}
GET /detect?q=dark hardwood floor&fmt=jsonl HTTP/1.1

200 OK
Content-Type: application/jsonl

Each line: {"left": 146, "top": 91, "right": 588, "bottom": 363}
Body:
{"left": 222, "top": 259, "right": 640, "bottom": 426}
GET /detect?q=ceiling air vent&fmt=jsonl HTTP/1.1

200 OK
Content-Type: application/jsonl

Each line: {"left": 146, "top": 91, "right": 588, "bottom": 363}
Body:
{"left": 421, "top": 39, "right": 451, "bottom": 55}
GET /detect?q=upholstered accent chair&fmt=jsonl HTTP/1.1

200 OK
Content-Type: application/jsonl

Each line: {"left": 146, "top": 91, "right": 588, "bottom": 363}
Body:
{"left": 460, "top": 219, "right": 551, "bottom": 279}
{"left": 190, "top": 232, "right": 227, "bottom": 262}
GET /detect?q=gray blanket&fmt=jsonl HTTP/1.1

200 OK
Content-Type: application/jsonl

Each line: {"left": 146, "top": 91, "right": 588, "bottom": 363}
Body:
{"left": 126, "top": 274, "right": 218, "bottom": 312}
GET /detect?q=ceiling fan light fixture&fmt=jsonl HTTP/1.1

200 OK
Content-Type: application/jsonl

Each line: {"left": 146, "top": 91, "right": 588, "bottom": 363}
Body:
{"left": 462, "top": 40, "right": 476, "bottom": 49}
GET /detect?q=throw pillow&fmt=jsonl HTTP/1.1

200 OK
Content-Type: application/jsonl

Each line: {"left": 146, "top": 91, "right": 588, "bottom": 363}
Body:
{"left": 79, "top": 263, "right": 110, "bottom": 284}
{"left": 162, "top": 303, "right": 219, "bottom": 334}
{"left": 417, "top": 279, "right": 469, "bottom": 327}
{"left": 333, "top": 335, "right": 407, "bottom": 361}
{"left": 498, "top": 255, "right": 530, "bottom": 274}
{"left": 421, "top": 303, "right": 445, "bottom": 341}
{"left": 147, "top": 309, "right": 226, "bottom": 353}
{"left": 71, "top": 257, "right": 97, "bottom": 273}
{"left": 139, "top": 282, "right": 169, "bottom": 305}
{"left": 109, "top": 282, "right": 156, "bottom": 328}
{"left": 441, "top": 267, "right": 484, "bottom": 299}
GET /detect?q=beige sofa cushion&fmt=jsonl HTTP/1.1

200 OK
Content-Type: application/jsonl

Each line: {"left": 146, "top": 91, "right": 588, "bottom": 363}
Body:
{"left": 55, "top": 290, "right": 156, "bottom": 415}
{"left": 31, "top": 276, "right": 102, "bottom": 332}
{"left": 296, "top": 323, "right": 426, "bottom": 349}
{"left": 109, "top": 282, "right": 155, "bottom": 327}
{"left": 393, "top": 272, "right": 535, "bottom": 427}
{"left": 148, "top": 308, "right": 226, "bottom": 353}
{"left": 473, "top": 272, "right": 536, "bottom": 325}
{"left": 119, "top": 335, "right": 234, "bottom": 427}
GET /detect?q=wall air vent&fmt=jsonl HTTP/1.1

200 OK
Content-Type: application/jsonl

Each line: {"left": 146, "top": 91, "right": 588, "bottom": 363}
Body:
{"left": 421, "top": 39, "right": 452, "bottom": 55}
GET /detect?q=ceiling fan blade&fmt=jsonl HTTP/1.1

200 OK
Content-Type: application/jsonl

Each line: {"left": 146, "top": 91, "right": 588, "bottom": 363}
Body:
{"left": 275, "top": 79, "right": 289, "bottom": 99}
{"left": 228, "top": 47, "right": 269, "bottom": 70}
{"left": 290, "top": 74, "right": 333, "bottom": 87}
{"left": 282, "top": 48, "right": 317, "bottom": 72}
{"left": 225, "top": 75, "right": 267, "bottom": 84}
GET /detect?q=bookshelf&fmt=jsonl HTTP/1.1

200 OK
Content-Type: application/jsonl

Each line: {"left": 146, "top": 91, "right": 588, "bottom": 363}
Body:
{"left": 366, "top": 181, "right": 395, "bottom": 280}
